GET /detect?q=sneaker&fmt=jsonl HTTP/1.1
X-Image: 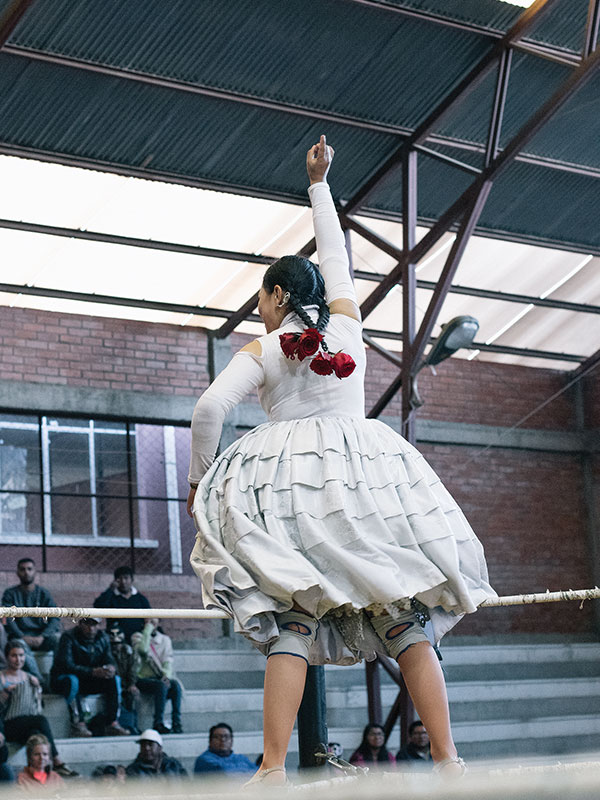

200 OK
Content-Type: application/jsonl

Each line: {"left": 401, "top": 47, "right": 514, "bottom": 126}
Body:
{"left": 54, "top": 763, "right": 79, "bottom": 778}
{"left": 155, "top": 723, "right": 171, "bottom": 735}
{"left": 171, "top": 723, "right": 183, "bottom": 734}
{"left": 104, "top": 721, "right": 130, "bottom": 736}
{"left": 70, "top": 720, "right": 92, "bottom": 738}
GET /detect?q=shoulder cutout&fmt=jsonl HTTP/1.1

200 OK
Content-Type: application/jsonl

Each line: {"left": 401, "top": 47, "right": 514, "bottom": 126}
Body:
{"left": 239, "top": 340, "right": 262, "bottom": 357}
{"left": 329, "top": 298, "right": 362, "bottom": 322}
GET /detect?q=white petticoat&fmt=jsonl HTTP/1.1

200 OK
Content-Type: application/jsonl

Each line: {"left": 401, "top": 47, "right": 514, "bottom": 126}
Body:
{"left": 191, "top": 416, "right": 496, "bottom": 665}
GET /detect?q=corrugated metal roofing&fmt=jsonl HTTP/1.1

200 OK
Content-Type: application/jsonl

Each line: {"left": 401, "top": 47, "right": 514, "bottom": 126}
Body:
{"left": 0, "top": 0, "right": 597, "bottom": 372}
{"left": 0, "top": 0, "right": 596, "bottom": 252}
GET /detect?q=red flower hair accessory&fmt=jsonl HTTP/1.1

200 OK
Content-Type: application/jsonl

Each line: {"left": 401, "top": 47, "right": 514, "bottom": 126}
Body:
{"left": 279, "top": 327, "right": 356, "bottom": 379}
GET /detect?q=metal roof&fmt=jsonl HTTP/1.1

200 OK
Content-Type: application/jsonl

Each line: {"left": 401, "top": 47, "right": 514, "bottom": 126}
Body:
{"left": 0, "top": 0, "right": 598, "bottom": 375}
{"left": 0, "top": 0, "right": 597, "bottom": 249}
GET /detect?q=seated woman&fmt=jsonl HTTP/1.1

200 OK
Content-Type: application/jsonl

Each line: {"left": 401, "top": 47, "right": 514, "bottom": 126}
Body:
{"left": 16, "top": 734, "right": 64, "bottom": 789}
{"left": 0, "top": 641, "right": 76, "bottom": 778}
{"left": 132, "top": 619, "right": 183, "bottom": 734}
{"left": 349, "top": 724, "right": 395, "bottom": 769}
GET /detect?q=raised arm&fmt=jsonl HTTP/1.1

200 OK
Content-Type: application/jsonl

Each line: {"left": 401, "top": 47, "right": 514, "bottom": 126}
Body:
{"left": 187, "top": 351, "right": 264, "bottom": 515}
{"left": 306, "top": 135, "right": 360, "bottom": 321}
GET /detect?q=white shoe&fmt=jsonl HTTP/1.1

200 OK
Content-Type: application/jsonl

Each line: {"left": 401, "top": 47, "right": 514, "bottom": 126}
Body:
{"left": 433, "top": 756, "right": 467, "bottom": 777}
{"left": 243, "top": 766, "right": 288, "bottom": 789}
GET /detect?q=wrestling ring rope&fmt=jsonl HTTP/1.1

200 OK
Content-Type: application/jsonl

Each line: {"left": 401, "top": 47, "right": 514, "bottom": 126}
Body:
{"left": 2, "top": 588, "right": 600, "bottom": 798}
{"left": 1, "top": 586, "right": 599, "bottom": 621}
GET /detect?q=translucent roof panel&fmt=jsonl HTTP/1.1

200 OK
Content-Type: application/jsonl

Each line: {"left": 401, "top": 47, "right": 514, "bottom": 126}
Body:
{"left": 0, "top": 155, "right": 598, "bottom": 372}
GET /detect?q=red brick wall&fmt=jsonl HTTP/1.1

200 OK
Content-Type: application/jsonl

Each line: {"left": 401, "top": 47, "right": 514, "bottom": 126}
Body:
{"left": 0, "top": 306, "right": 595, "bottom": 639}
{"left": 0, "top": 570, "right": 216, "bottom": 644}
{"left": 422, "top": 445, "right": 595, "bottom": 636}
{"left": 0, "top": 306, "right": 208, "bottom": 396}
{"left": 364, "top": 350, "right": 577, "bottom": 430}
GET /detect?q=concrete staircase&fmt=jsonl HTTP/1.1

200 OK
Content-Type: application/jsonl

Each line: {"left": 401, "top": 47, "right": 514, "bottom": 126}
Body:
{"left": 8, "top": 639, "right": 600, "bottom": 776}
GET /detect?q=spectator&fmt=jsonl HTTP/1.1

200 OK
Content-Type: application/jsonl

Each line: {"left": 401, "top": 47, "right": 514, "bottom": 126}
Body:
{"left": 327, "top": 742, "right": 344, "bottom": 759}
{"left": 131, "top": 619, "right": 182, "bottom": 734}
{"left": 1, "top": 641, "right": 76, "bottom": 777}
{"left": 0, "top": 722, "right": 14, "bottom": 783}
{"left": 16, "top": 733, "right": 64, "bottom": 790}
{"left": 0, "top": 623, "right": 42, "bottom": 684}
{"left": 126, "top": 728, "right": 187, "bottom": 779}
{"left": 50, "top": 618, "right": 128, "bottom": 738}
{"left": 109, "top": 625, "right": 140, "bottom": 734}
{"left": 349, "top": 724, "right": 395, "bottom": 768}
{"left": 396, "top": 720, "right": 432, "bottom": 768}
{"left": 94, "top": 566, "right": 151, "bottom": 643}
{"left": 1, "top": 558, "right": 61, "bottom": 653}
{"left": 91, "top": 763, "right": 127, "bottom": 782}
{"left": 194, "top": 723, "right": 254, "bottom": 775}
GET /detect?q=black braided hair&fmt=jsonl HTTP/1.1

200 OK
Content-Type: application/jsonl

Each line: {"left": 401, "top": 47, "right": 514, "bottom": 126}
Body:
{"left": 262, "top": 255, "right": 331, "bottom": 347}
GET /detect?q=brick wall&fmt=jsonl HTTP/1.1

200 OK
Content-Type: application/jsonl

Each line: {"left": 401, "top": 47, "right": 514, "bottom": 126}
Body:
{"left": 0, "top": 570, "right": 217, "bottom": 645}
{"left": 0, "top": 306, "right": 209, "bottom": 396}
{"left": 422, "top": 445, "right": 595, "bottom": 637}
{"left": 0, "top": 306, "right": 596, "bottom": 640}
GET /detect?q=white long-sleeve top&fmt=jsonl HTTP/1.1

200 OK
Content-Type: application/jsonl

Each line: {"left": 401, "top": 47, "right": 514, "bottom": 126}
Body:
{"left": 188, "top": 182, "right": 364, "bottom": 485}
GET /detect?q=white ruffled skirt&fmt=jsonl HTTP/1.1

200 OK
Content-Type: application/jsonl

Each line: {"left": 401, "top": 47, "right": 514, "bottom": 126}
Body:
{"left": 191, "top": 416, "right": 496, "bottom": 665}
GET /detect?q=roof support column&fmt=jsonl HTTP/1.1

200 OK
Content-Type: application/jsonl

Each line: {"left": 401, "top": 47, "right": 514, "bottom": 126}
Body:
{"left": 401, "top": 150, "right": 418, "bottom": 445}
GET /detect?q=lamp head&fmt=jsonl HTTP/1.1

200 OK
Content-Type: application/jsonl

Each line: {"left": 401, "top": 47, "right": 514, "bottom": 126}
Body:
{"left": 424, "top": 315, "right": 479, "bottom": 367}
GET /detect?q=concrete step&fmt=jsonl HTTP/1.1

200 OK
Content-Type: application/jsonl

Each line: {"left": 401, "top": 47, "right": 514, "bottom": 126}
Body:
{"left": 9, "top": 712, "right": 600, "bottom": 776}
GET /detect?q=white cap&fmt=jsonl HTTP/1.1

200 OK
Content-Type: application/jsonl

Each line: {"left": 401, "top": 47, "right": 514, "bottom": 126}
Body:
{"left": 137, "top": 729, "right": 163, "bottom": 747}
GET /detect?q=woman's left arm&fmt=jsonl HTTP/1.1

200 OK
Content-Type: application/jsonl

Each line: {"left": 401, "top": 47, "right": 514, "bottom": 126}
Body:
{"left": 187, "top": 351, "right": 264, "bottom": 515}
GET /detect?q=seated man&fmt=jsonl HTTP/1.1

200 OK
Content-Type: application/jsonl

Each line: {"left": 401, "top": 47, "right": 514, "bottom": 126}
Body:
{"left": 94, "top": 566, "right": 151, "bottom": 643}
{"left": 126, "top": 729, "right": 187, "bottom": 779}
{"left": 194, "top": 723, "right": 254, "bottom": 775}
{"left": 396, "top": 720, "right": 432, "bottom": 768}
{"left": 50, "top": 618, "right": 128, "bottom": 737}
{"left": 132, "top": 619, "right": 182, "bottom": 734}
{"left": 2, "top": 558, "right": 61, "bottom": 652}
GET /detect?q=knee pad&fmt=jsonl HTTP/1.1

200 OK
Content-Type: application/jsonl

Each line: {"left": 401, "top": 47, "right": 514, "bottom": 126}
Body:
{"left": 267, "top": 611, "right": 318, "bottom": 664}
{"left": 370, "top": 609, "right": 429, "bottom": 661}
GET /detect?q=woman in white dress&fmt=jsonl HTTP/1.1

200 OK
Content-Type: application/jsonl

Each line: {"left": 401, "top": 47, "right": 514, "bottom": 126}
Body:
{"left": 187, "top": 136, "right": 496, "bottom": 784}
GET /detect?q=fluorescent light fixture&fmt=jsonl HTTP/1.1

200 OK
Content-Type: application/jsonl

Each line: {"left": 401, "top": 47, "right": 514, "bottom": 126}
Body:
{"left": 502, "top": 1, "right": 537, "bottom": 7}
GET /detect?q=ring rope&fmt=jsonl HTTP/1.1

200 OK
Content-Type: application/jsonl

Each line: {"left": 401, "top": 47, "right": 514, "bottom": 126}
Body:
{"left": 0, "top": 587, "right": 598, "bottom": 620}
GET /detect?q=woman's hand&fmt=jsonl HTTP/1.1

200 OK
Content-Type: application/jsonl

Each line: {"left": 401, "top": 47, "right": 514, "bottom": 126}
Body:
{"left": 187, "top": 486, "right": 197, "bottom": 518}
{"left": 306, "top": 134, "right": 334, "bottom": 184}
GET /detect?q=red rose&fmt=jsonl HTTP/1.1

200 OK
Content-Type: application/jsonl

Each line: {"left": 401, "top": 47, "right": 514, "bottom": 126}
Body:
{"left": 280, "top": 332, "right": 300, "bottom": 359}
{"left": 309, "top": 352, "right": 334, "bottom": 375}
{"left": 296, "top": 328, "right": 323, "bottom": 361}
{"left": 331, "top": 352, "right": 356, "bottom": 379}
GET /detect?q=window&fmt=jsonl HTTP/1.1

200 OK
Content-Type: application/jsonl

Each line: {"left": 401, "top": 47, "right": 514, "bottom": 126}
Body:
{"left": 0, "top": 414, "right": 193, "bottom": 574}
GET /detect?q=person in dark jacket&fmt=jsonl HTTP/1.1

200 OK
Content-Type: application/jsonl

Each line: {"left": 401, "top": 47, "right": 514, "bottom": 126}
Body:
{"left": 396, "top": 720, "right": 432, "bottom": 769}
{"left": 126, "top": 729, "right": 187, "bottom": 779}
{"left": 50, "top": 618, "right": 128, "bottom": 737}
{"left": 2, "top": 558, "right": 61, "bottom": 652}
{"left": 94, "top": 566, "right": 151, "bottom": 643}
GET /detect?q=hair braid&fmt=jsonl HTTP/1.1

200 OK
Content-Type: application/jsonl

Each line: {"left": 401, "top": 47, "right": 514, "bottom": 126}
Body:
{"left": 316, "top": 300, "right": 331, "bottom": 353}
{"left": 288, "top": 292, "right": 317, "bottom": 330}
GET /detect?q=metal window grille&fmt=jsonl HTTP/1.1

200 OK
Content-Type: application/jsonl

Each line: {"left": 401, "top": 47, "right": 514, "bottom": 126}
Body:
{"left": 0, "top": 412, "right": 196, "bottom": 575}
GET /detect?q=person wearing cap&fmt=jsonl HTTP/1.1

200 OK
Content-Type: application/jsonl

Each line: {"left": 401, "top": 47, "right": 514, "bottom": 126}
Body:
{"left": 126, "top": 728, "right": 187, "bottom": 779}
{"left": 50, "top": 618, "right": 128, "bottom": 737}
